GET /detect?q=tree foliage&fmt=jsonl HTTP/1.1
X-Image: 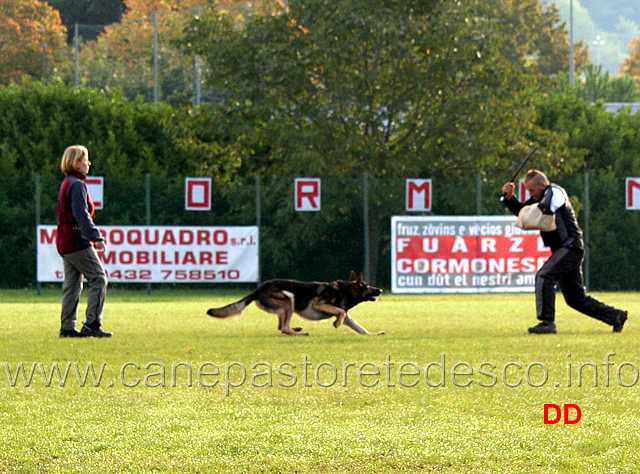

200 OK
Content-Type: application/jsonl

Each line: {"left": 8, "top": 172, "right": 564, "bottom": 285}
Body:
{"left": 180, "top": 0, "right": 579, "bottom": 181}
{"left": 0, "top": 0, "right": 68, "bottom": 84}
{"left": 494, "top": 0, "right": 589, "bottom": 77}
{"left": 621, "top": 37, "right": 640, "bottom": 81}
{"left": 177, "top": 0, "right": 590, "bottom": 284}
{"left": 72, "top": 0, "right": 253, "bottom": 102}
{"left": 533, "top": 88, "right": 640, "bottom": 290}
{"left": 576, "top": 64, "right": 640, "bottom": 102}
{"left": 75, "top": 0, "right": 196, "bottom": 101}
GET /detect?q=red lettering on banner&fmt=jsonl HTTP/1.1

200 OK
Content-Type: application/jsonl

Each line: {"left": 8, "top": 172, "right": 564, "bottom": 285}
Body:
{"left": 128, "top": 230, "right": 142, "bottom": 245}
{"left": 162, "top": 232, "right": 177, "bottom": 245}
{"left": 120, "top": 251, "right": 133, "bottom": 264}
{"left": 180, "top": 230, "right": 194, "bottom": 245}
{"left": 111, "top": 230, "right": 124, "bottom": 245}
{"left": 96, "top": 228, "right": 233, "bottom": 246}
{"left": 37, "top": 225, "right": 258, "bottom": 283}
{"left": 213, "top": 230, "right": 228, "bottom": 245}
{"left": 138, "top": 252, "right": 149, "bottom": 264}
{"left": 197, "top": 230, "right": 211, "bottom": 245}
{"left": 183, "top": 252, "right": 196, "bottom": 264}
{"left": 393, "top": 217, "right": 551, "bottom": 293}
{"left": 398, "top": 236, "right": 547, "bottom": 259}
{"left": 99, "top": 250, "right": 230, "bottom": 265}
{"left": 102, "top": 252, "right": 116, "bottom": 264}
{"left": 200, "top": 252, "right": 213, "bottom": 265}
{"left": 145, "top": 229, "right": 159, "bottom": 245}
{"left": 40, "top": 228, "right": 56, "bottom": 244}
{"left": 395, "top": 235, "right": 550, "bottom": 274}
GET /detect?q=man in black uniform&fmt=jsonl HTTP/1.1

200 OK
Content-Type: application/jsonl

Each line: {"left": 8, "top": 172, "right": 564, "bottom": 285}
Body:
{"left": 502, "top": 169, "right": 627, "bottom": 334}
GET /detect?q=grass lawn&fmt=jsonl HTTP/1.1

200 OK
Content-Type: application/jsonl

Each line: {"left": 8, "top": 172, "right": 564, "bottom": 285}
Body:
{"left": 0, "top": 287, "right": 638, "bottom": 472}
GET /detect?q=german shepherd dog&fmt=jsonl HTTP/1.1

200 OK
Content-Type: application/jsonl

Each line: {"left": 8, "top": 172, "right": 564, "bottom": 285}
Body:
{"left": 207, "top": 272, "right": 383, "bottom": 336}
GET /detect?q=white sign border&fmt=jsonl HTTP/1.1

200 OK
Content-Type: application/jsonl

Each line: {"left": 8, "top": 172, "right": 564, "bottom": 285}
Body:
{"left": 391, "top": 215, "right": 546, "bottom": 294}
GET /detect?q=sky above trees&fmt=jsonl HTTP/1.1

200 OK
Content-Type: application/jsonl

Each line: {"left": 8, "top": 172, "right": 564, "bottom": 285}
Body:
{"left": 550, "top": 0, "right": 640, "bottom": 74}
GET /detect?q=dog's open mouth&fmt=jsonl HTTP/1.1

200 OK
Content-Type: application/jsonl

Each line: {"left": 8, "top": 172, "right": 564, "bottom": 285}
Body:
{"left": 367, "top": 291, "right": 382, "bottom": 301}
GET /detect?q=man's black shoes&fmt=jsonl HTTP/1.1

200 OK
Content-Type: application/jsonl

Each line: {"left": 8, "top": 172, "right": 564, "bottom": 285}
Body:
{"left": 613, "top": 310, "right": 628, "bottom": 333}
{"left": 59, "top": 329, "right": 86, "bottom": 338}
{"left": 81, "top": 325, "right": 113, "bottom": 338}
{"left": 528, "top": 321, "right": 557, "bottom": 334}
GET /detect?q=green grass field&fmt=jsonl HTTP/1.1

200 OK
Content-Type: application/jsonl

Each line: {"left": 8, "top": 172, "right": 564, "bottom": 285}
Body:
{"left": 1, "top": 287, "right": 638, "bottom": 472}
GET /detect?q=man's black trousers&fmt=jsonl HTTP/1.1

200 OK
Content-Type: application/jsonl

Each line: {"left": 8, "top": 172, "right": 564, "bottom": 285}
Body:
{"left": 535, "top": 247, "right": 619, "bottom": 325}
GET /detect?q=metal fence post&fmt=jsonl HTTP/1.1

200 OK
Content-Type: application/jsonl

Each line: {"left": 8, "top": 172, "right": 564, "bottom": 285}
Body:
{"left": 153, "top": 12, "right": 159, "bottom": 102}
{"left": 41, "top": 43, "right": 48, "bottom": 83}
{"left": 476, "top": 172, "right": 482, "bottom": 215}
{"left": 363, "top": 172, "right": 370, "bottom": 282}
{"left": 35, "top": 173, "right": 41, "bottom": 296}
{"left": 74, "top": 23, "right": 79, "bottom": 87}
{"left": 194, "top": 7, "right": 202, "bottom": 106}
{"left": 584, "top": 171, "right": 590, "bottom": 289}
{"left": 256, "top": 174, "right": 262, "bottom": 284}
{"left": 145, "top": 173, "right": 152, "bottom": 295}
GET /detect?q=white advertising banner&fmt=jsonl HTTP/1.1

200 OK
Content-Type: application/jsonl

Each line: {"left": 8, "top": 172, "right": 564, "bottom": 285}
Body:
{"left": 391, "top": 216, "right": 552, "bottom": 293}
{"left": 37, "top": 225, "right": 259, "bottom": 283}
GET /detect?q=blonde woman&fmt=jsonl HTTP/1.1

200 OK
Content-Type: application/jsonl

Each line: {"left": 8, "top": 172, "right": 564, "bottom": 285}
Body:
{"left": 56, "top": 145, "right": 112, "bottom": 338}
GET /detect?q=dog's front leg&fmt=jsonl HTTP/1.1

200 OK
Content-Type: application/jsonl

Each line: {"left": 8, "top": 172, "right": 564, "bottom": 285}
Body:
{"left": 343, "top": 315, "right": 385, "bottom": 335}
{"left": 311, "top": 302, "right": 347, "bottom": 328}
{"left": 332, "top": 309, "right": 347, "bottom": 328}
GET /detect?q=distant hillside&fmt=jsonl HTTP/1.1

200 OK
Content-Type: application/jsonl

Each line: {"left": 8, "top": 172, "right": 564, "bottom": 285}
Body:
{"left": 550, "top": 0, "right": 640, "bottom": 74}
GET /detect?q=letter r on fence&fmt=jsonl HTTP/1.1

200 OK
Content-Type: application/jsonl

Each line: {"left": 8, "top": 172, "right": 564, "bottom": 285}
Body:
{"left": 295, "top": 178, "right": 321, "bottom": 211}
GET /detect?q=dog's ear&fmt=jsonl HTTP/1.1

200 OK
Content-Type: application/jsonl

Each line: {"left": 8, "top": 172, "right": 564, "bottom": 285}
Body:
{"left": 349, "top": 270, "right": 357, "bottom": 280}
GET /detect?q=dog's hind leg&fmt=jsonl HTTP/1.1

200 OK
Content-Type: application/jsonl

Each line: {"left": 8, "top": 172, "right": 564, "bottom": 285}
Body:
{"left": 278, "top": 291, "right": 308, "bottom": 336}
{"left": 257, "top": 290, "right": 308, "bottom": 335}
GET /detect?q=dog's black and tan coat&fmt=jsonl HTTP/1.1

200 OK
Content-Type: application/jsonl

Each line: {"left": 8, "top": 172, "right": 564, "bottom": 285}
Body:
{"left": 207, "top": 272, "right": 383, "bottom": 335}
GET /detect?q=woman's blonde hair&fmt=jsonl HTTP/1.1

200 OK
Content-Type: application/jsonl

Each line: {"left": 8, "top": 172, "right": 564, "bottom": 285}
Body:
{"left": 60, "top": 145, "right": 89, "bottom": 175}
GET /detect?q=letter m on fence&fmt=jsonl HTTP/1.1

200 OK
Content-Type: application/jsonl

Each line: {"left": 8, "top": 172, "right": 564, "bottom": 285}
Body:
{"left": 406, "top": 179, "right": 432, "bottom": 212}
{"left": 626, "top": 177, "right": 640, "bottom": 210}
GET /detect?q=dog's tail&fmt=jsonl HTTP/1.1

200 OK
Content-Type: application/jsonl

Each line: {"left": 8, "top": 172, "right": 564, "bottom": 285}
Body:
{"left": 206, "top": 290, "right": 258, "bottom": 318}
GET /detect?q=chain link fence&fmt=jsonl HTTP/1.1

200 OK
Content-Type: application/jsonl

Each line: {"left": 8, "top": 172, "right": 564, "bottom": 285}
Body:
{"left": 1, "top": 173, "right": 638, "bottom": 290}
